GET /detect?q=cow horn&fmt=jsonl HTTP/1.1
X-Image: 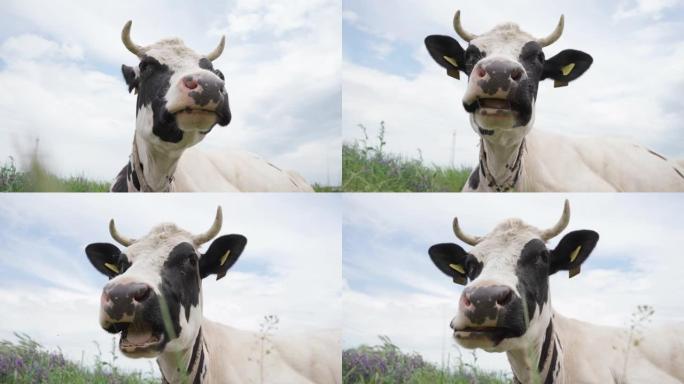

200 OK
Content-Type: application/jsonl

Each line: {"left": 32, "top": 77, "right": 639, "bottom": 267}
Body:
{"left": 540, "top": 200, "right": 570, "bottom": 241}
{"left": 453, "top": 217, "right": 481, "bottom": 246}
{"left": 453, "top": 10, "right": 478, "bottom": 42}
{"left": 121, "top": 20, "right": 144, "bottom": 57}
{"left": 109, "top": 219, "right": 135, "bottom": 247}
{"left": 193, "top": 206, "right": 223, "bottom": 245}
{"left": 206, "top": 36, "right": 225, "bottom": 61}
{"left": 537, "top": 15, "right": 564, "bottom": 47}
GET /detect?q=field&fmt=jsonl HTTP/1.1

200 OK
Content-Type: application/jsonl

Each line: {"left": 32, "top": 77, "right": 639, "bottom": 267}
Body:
{"left": 0, "top": 333, "right": 156, "bottom": 384}
{"left": 343, "top": 336, "right": 509, "bottom": 384}
{"left": 342, "top": 123, "right": 471, "bottom": 192}
{"left": 0, "top": 158, "right": 338, "bottom": 192}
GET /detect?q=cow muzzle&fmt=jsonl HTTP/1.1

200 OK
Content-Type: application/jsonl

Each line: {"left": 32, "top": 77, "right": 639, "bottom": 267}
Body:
{"left": 167, "top": 72, "right": 231, "bottom": 130}
{"left": 100, "top": 282, "right": 166, "bottom": 357}
{"left": 450, "top": 284, "right": 526, "bottom": 348}
{"left": 463, "top": 59, "right": 533, "bottom": 129}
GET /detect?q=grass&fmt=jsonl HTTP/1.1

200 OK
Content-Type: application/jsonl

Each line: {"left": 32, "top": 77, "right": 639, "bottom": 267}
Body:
{"left": 343, "top": 336, "right": 509, "bottom": 384}
{"left": 342, "top": 122, "right": 471, "bottom": 192}
{"left": 0, "top": 157, "right": 109, "bottom": 192}
{"left": 0, "top": 157, "right": 340, "bottom": 193}
{"left": 0, "top": 333, "right": 156, "bottom": 384}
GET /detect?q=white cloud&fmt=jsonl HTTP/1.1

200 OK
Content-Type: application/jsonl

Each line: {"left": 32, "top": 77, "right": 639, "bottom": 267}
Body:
{"left": 343, "top": 0, "right": 684, "bottom": 169}
{"left": 342, "top": 194, "right": 684, "bottom": 372}
{"left": 0, "top": 194, "right": 341, "bottom": 373}
{"left": 0, "top": 0, "right": 341, "bottom": 185}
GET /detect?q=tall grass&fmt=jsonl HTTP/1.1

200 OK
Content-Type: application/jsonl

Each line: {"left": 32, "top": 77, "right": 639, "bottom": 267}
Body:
{"left": 0, "top": 333, "right": 156, "bottom": 384}
{"left": 343, "top": 122, "right": 471, "bottom": 192}
{"left": 0, "top": 157, "right": 109, "bottom": 192}
{"left": 343, "top": 336, "right": 509, "bottom": 384}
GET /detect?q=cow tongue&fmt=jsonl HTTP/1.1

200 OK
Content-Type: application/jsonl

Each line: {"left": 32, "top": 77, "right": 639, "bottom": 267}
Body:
{"left": 123, "top": 323, "right": 156, "bottom": 346}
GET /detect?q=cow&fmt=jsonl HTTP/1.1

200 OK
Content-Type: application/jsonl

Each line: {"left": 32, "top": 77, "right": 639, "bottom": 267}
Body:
{"left": 85, "top": 207, "right": 340, "bottom": 383}
{"left": 111, "top": 21, "right": 314, "bottom": 192}
{"left": 428, "top": 200, "right": 684, "bottom": 383}
{"left": 424, "top": 11, "right": 684, "bottom": 192}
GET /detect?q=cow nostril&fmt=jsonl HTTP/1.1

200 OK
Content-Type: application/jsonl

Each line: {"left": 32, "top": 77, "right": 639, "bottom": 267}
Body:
{"left": 132, "top": 285, "right": 151, "bottom": 302}
{"left": 183, "top": 76, "right": 199, "bottom": 90}
{"left": 496, "top": 289, "right": 513, "bottom": 306}
{"left": 510, "top": 69, "right": 523, "bottom": 81}
{"left": 476, "top": 67, "right": 486, "bottom": 78}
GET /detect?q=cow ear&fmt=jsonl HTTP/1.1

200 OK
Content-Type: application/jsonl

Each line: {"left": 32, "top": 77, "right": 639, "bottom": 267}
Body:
{"left": 429, "top": 243, "right": 469, "bottom": 285}
{"left": 424, "top": 35, "right": 466, "bottom": 80}
{"left": 121, "top": 65, "right": 140, "bottom": 94}
{"left": 549, "top": 230, "right": 599, "bottom": 278}
{"left": 542, "top": 49, "right": 593, "bottom": 88}
{"left": 86, "top": 243, "right": 124, "bottom": 279}
{"left": 200, "top": 235, "right": 247, "bottom": 280}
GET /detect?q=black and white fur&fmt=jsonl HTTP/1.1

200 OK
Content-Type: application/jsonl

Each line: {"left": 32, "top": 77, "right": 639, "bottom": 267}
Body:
{"left": 429, "top": 200, "right": 684, "bottom": 383}
{"left": 86, "top": 207, "right": 340, "bottom": 383}
{"left": 425, "top": 11, "right": 684, "bottom": 192}
{"left": 111, "top": 21, "right": 313, "bottom": 192}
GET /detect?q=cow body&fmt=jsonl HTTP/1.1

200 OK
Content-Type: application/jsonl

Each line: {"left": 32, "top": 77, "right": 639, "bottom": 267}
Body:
{"left": 425, "top": 11, "right": 684, "bottom": 192}
{"left": 158, "top": 320, "right": 340, "bottom": 383}
{"left": 429, "top": 201, "right": 684, "bottom": 383}
{"left": 85, "top": 207, "right": 339, "bottom": 383}
{"left": 110, "top": 21, "right": 313, "bottom": 192}
{"left": 464, "top": 130, "right": 684, "bottom": 192}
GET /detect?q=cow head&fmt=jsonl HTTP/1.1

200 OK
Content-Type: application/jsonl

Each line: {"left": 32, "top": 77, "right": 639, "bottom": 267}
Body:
{"left": 428, "top": 200, "right": 598, "bottom": 353}
{"left": 425, "top": 11, "right": 592, "bottom": 140}
{"left": 85, "top": 207, "right": 247, "bottom": 358}
{"left": 120, "top": 21, "right": 231, "bottom": 147}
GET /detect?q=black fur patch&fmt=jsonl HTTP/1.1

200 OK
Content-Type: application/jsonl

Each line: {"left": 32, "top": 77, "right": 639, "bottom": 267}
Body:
{"left": 468, "top": 165, "right": 480, "bottom": 190}
{"left": 159, "top": 242, "right": 202, "bottom": 340}
{"left": 516, "top": 239, "right": 550, "bottom": 321}
{"left": 537, "top": 320, "right": 554, "bottom": 371}
{"left": 136, "top": 55, "right": 184, "bottom": 143}
{"left": 111, "top": 164, "right": 129, "bottom": 192}
{"left": 198, "top": 58, "right": 213, "bottom": 71}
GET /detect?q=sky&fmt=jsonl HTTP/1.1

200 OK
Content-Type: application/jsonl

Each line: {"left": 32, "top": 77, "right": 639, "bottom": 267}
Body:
{"left": 0, "top": 194, "right": 341, "bottom": 374}
{"left": 0, "top": 0, "right": 341, "bottom": 186}
{"left": 342, "top": 0, "right": 684, "bottom": 169}
{"left": 343, "top": 193, "right": 684, "bottom": 373}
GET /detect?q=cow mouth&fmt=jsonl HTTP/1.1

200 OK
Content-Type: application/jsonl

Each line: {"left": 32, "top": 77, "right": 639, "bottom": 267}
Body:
{"left": 454, "top": 326, "right": 519, "bottom": 344}
{"left": 118, "top": 321, "right": 165, "bottom": 355}
{"left": 174, "top": 106, "right": 217, "bottom": 116}
{"left": 475, "top": 98, "right": 519, "bottom": 116}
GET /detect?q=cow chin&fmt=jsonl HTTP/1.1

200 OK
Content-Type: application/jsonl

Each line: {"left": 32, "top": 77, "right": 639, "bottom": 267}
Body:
{"left": 175, "top": 111, "right": 218, "bottom": 132}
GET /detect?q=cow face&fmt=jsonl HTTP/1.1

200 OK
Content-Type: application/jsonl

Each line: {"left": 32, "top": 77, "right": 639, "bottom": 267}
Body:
{"left": 428, "top": 205, "right": 598, "bottom": 352}
{"left": 120, "top": 21, "right": 231, "bottom": 147}
{"left": 425, "top": 11, "right": 592, "bottom": 140}
{"left": 85, "top": 209, "right": 246, "bottom": 358}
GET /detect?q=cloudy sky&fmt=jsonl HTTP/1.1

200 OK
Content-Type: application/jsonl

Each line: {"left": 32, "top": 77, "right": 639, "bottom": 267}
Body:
{"left": 0, "top": 194, "right": 341, "bottom": 374}
{"left": 343, "top": 194, "right": 684, "bottom": 373}
{"left": 343, "top": 0, "right": 684, "bottom": 168}
{"left": 0, "top": 0, "right": 341, "bottom": 186}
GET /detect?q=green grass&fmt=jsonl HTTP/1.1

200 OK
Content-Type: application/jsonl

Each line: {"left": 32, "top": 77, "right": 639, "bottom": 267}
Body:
{"left": 343, "top": 336, "right": 510, "bottom": 384}
{"left": 343, "top": 122, "right": 471, "bottom": 192}
{"left": 0, "top": 333, "right": 156, "bottom": 384}
{"left": 0, "top": 157, "right": 109, "bottom": 192}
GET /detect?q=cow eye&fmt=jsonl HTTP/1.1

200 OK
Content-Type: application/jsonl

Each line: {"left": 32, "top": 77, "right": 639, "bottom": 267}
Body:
{"left": 214, "top": 69, "right": 225, "bottom": 81}
{"left": 537, "top": 51, "right": 545, "bottom": 63}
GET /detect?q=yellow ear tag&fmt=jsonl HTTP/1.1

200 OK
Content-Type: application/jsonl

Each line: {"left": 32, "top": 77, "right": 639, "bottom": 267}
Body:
{"left": 442, "top": 56, "right": 459, "bottom": 68}
{"left": 569, "top": 246, "right": 581, "bottom": 263}
{"left": 448, "top": 263, "right": 465, "bottom": 274}
{"left": 220, "top": 250, "right": 231, "bottom": 266}
{"left": 104, "top": 263, "right": 119, "bottom": 274}
{"left": 442, "top": 56, "right": 460, "bottom": 79}
{"left": 561, "top": 63, "right": 575, "bottom": 76}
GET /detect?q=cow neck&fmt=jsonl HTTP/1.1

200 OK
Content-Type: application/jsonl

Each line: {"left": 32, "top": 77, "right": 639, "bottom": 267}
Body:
{"left": 130, "top": 135, "right": 177, "bottom": 192}
{"left": 508, "top": 314, "right": 564, "bottom": 384}
{"left": 479, "top": 137, "right": 525, "bottom": 192}
{"left": 159, "top": 328, "right": 207, "bottom": 384}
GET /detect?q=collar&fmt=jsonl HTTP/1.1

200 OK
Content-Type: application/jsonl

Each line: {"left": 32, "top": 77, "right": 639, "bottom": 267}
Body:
{"left": 129, "top": 138, "right": 174, "bottom": 192}
{"left": 479, "top": 138, "right": 525, "bottom": 192}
